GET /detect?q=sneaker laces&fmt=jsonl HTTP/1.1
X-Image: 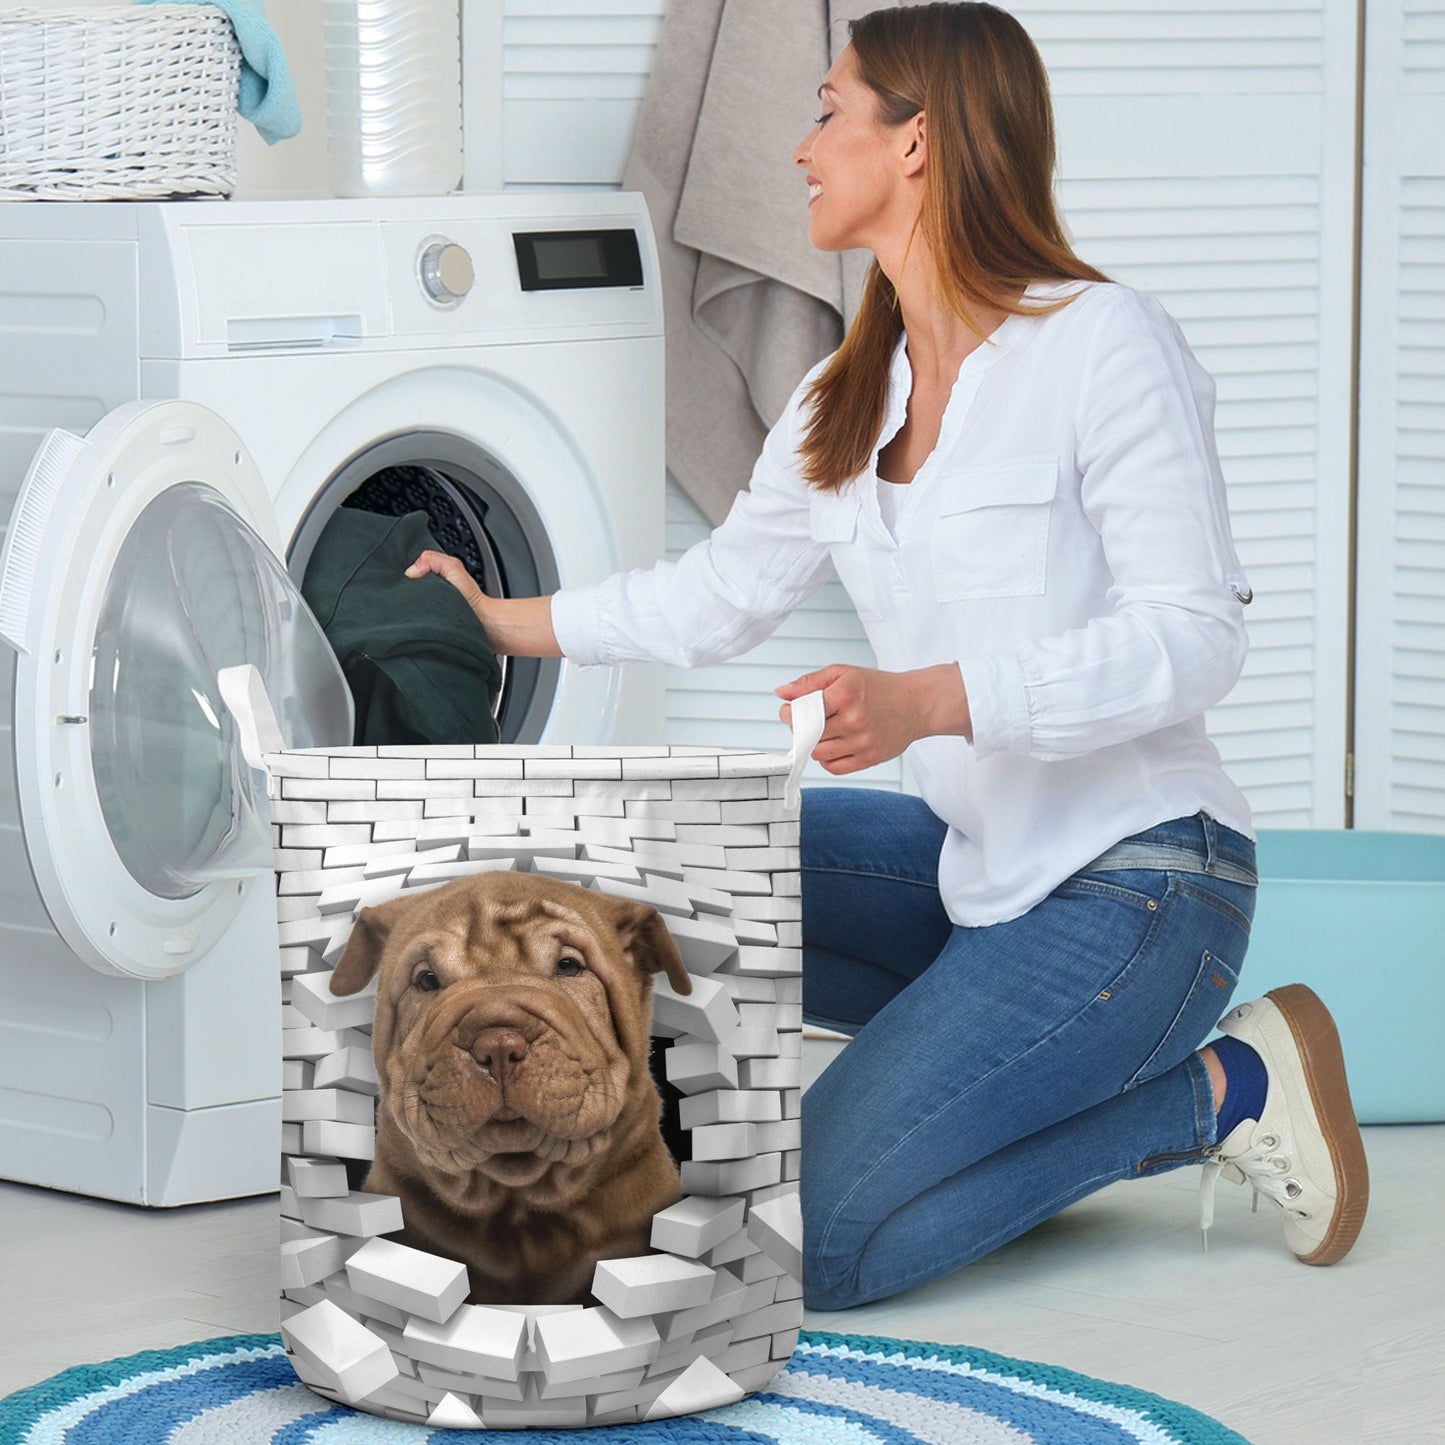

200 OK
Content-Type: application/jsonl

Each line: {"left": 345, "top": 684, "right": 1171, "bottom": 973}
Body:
{"left": 1199, "top": 1130, "right": 1309, "bottom": 1247}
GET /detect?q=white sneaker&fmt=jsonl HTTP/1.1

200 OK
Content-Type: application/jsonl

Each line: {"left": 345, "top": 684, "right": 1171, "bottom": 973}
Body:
{"left": 1200, "top": 984, "right": 1369, "bottom": 1264}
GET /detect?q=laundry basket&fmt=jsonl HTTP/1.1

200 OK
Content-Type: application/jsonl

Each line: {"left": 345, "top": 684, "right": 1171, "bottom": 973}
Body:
{"left": 223, "top": 667, "right": 819, "bottom": 1429}
{"left": 0, "top": 6, "right": 241, "bottom": 200}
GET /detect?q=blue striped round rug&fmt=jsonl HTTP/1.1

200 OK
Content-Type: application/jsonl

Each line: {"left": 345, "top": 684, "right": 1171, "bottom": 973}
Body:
{"left": 0, "top": 1330, "right": 1251, "bottom": 1444}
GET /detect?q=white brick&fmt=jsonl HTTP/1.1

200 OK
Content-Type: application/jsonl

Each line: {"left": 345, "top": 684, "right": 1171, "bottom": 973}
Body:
{"left": 423, "top": 759, "right": 526, "bottom": 778}
{"left": 359, "top": 844, "right": 462, "bottom": 877}
{"left": 280, "top": 1233, "right": 345, "bottom": 1290}
{"left": 282, "top": 1059, "right": 312, "bottom": 1091}
{"left": 739, "top": 1056, "right": 801, "bottom": 1089}
{"left": 755, "top": 1119, "right": 802, "bottom": 1153}
{"left": 590, "top": 1255, "right": 717, "bottom": 1318}
{"left": 278, "top": 917, "right": 340, "bottom": 951}
{"left": 300, "top": 1190, "right": 402, "bottom": 1237}
{"left": 278, "top": 944, "right": 325, "bottom": 975}
{"left": 773, "top": 871, "right": 802, "bottom": 896}
{"left": 644, "top": 1354, "right": 746, "bottom": 1419}
{"left": 726, "top": 1025, "right": 781, "bottom": 1059}
{"left": 300, "top": 1115, "right": 375, "bottom": 1161}
{"left": 534, "top": 1308, "right": 660, "bottom": 1384}
{"left": 690, "top": 1121, "right": 756, "bottom": 1162}
{"left": 682, "top": 1153, "right": 781, "bottom": 1196}
{"left": 281, "top": 1299, "right": 398, "bottom": 1400}
{"left": 532, "top": 855, "right": 643, "bottom": 887}
{"left": 661, "top": 915, "right": 738, "bottom": 974}
{"left": 372, "top": 819, "right": 475, "bottom": 847}
{"left": 482, "top": 1393, "right": 587, "bottom": 1430}
{"left": 582, "top": 841, "right": 685, "bottom": 880}
{"left": 703, "top": 1228, "right": 759, "bottom": 1268}
{"left": 731, "top": 895, "right": 801, "bottom": 923}
{"left": 734, "top": 918, "right": 779, "bottom": 946}
{"left": 283, "top": 1025, "right": 343, "bottom": 1062}
{"left": 321, "top": 1278, "right": 408, "bottom": 1329}
{"left": 345, "top": 1237, "right": 470, "bottom": 1324}
{"left": 664, "top": 1041, "right": 739, "bottom": 1094}
{"left": 775, "top": 922, "right": 802, "bottom": 947}
{"left": 655, "top": 1269, "right": 748, "bottom": 1340}
{"left": 522, "top": 756, "right": 623, "bottom": 779}
{"left": 330, "top": 757, "right": 424, "bottom": 779}
{"left": 650, "top": 1195, "right": 746, "bottom": 1258}
{"left": 675, "top": 823, "right": 769, "bottom": 846}
{"left": 284, "top": 823, "right": 372, "bottom": 849}
{"left": 620, "top": 755, "right": 720, "bottom": 779}
{"left": 326, "top": 800, "right": 425, "bottom": 823}
{"left": 281, "top": 776, "right": 373, "bottom": 799}
{"left": 417, "top": 1362, "right": 524, "bottom": 1400}
{"left": 472, "top": 778, "right": 577, "bottom": 797}
{"left": 652, "top": 974, "right": 739, "bottom": 1044}
{"left": 282, "top": 1123, "right": 303, "bottom": 1154}
{"left": 404, "top": 1302, "right": 528, "bottom": 1377}
{"left": 408, "top": 857, "right": 516, "bottom": 886}
{"left": 733, "top": 1297, "right": 804, "bottom": 1339}
{"left": 724, "top": 846, "right": 795, "bottom": 872}
{"left": 272, "top": 799, "right": 329, "bottom": 825}
{"left": 468, "top": 832, "right": 577, "bottom": 863}
{"left": 287, "top": 1156, "right": 351, "bottom": 1199}
{"left": 539, "top": 1364, "right": 644, "bottom": 1400}
{"left": 626, "top": 799, "right": 722, "bottom": 824}
{"left": 373, "top": 780, "right": 473, "bottom": 802}
{"left": 720, "top": 800, "right": 793, "bottom": 824}
{"left": 427, "top": 1393, "right": 483, "bottom": 1429}
{"left": 315, "top": 877, "right": 406, "bottom": 916}
{"left": 283, "top": 1088, "right": 374, "bottom": 1128}
{"left": 680, "top": 865, "right": 771, "bottom": 896}
{"left": 313, "top": 1045, "right": 379, "bottom": 1095}
{"left": 274, "top": 848, "right": 324, "bottom": 871}
{"left": 290, "top": 970, "right": 378, "bottom": 1031}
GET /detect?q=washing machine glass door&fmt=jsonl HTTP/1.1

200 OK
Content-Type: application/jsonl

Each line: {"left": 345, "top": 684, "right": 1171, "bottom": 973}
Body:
{"left": 0, "top": 400, "right": 352, "bottom": 981}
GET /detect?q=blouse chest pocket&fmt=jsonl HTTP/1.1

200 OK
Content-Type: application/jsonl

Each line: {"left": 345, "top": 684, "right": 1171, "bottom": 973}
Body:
{"left": 930, "top": 459, "right": 1059, "bottom": 602}
{"left": 808, "top": 489, "right": 882, "bottom": 620}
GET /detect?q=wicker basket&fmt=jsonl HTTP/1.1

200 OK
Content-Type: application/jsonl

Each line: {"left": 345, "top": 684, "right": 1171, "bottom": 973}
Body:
{"left": 0, "top": 5, "right": 241, "bottom": 201}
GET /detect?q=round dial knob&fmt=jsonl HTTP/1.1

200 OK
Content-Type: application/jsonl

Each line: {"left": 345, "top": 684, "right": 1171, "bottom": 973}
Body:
{"left": 420, "top": 241, "right": 475, "bottom": 304}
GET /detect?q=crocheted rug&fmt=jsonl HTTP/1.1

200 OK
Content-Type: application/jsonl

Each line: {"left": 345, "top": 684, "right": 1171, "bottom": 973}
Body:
{"left": 0, "top": 1330, "right": 1252, "bottom": 1444}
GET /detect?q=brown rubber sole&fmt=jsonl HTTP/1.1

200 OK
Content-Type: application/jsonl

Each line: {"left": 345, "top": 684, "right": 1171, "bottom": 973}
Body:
{"left": 1266, "top": 983, "right": 1370, "bottom": 1265}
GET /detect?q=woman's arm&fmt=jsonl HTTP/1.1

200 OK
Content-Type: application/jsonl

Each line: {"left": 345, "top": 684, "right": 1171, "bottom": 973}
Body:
{"left": 405, "top": 550, "right": 562, "bottom": 657}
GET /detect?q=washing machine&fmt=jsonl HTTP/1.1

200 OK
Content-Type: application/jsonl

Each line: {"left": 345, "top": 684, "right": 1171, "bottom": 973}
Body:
{"left": 0, "top": 193, "right": 665, "bottom": 1206}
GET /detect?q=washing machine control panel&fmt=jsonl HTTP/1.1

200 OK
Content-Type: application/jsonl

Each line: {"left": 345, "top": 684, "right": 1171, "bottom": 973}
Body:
{"left": 419, "top": 240, "right": 475, "bottom": 306}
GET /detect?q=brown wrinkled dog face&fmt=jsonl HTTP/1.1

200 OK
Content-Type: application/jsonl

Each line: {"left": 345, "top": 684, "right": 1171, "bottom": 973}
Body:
{"left": 329, "top": 872, "right": 691, "bottom": 1191}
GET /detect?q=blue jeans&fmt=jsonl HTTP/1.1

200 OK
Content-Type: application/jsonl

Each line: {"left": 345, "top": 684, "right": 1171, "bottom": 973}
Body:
{"left": 801, "top": 789, "right": 1257, "bottom": 1311}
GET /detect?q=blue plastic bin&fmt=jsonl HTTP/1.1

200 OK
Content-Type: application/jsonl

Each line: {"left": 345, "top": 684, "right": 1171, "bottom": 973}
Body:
{"left": 1240, "top": 831, "right": 1445, "bottom": 1124}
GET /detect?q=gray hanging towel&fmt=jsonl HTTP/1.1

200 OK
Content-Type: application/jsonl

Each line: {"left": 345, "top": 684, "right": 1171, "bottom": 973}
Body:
{"left": 301, "top": 508, "right": 502, "bottom": 747}
{"left": 625, "top": 0, "right": 901, "bottom": 526}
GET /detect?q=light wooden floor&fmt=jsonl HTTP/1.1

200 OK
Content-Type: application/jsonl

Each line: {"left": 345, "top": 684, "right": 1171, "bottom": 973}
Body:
{"left": 1, "top": 1038, "right": 1440, "bottom": 1445}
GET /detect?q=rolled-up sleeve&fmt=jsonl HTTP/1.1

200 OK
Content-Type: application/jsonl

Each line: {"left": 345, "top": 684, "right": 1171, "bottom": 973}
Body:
{"left": 961, "top": 289, "right": 1249, "bottom": 761}
{"left": 550, "top": 373, "right": 835, "bottom": 670}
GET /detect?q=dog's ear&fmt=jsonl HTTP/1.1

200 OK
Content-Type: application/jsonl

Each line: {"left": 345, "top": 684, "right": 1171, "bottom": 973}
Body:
{"left": 330, "top": 897, "right": 408, "bottom": 997}
{"left": 610, "top": 900, "right": 692, "bottom": 996}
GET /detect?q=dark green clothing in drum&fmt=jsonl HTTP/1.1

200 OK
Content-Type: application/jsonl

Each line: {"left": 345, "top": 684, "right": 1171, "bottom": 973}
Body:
{"left": 301, "top": 508, "right": 502, "bottom": 747}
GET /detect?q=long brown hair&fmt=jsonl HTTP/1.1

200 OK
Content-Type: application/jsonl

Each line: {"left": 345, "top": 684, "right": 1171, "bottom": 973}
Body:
{"left": 799, "top": 2, "right": 1107, "bottom": 490}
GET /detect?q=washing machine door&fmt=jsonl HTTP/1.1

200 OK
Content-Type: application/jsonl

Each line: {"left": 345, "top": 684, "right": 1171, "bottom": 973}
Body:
{"left": 0, "top": 400, "right": 352, "bottom": 981}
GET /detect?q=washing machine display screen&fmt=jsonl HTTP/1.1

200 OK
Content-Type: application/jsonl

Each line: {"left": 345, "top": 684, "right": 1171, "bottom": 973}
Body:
{"left": 90, "top": 483, "right": 350, "bottom": 900}
{"left": 513, "top": 229, "right": 644, "bottom": 291}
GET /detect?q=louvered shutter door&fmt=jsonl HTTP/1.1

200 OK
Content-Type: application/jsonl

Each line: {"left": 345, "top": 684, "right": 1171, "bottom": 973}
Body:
{"left": 1354, "top": 0, "right": 1445, "bottom": 831}
{"left": 1012, "top": 0, "right": 1359, "bottom": 828}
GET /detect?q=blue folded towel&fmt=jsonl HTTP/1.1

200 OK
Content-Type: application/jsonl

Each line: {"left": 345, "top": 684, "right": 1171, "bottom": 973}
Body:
{"left": 135, "top": 0, "right": 301, "bottom": 145}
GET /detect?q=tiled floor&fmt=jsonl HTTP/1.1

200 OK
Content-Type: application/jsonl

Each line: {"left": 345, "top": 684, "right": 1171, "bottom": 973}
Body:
{"left": 1, "top": 1039, "right": 1440, "bottom": 1445}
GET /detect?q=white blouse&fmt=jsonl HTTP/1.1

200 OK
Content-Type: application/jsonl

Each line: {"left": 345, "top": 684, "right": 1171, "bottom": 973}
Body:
{"left": 550, "top": 280, "right": 1255, "bottom": 926}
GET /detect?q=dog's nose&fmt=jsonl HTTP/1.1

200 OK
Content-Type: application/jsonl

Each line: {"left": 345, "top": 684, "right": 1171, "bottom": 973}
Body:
{"left": 469, "top": 1027, "right": 529, "bottom": 1084}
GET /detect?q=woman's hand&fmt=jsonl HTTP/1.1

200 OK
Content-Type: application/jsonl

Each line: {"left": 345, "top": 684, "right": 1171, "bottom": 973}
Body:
{"left": 404, "top": 549, "right": 563, "bottom": 658}
{"left": 405, "top": 549, "right": 489, "bottom": 624}
{"left": 775, "top": 663, "right": 972, "bottom": 773}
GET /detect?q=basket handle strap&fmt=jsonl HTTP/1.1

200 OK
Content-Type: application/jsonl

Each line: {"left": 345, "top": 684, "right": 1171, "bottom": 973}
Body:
{"left": 218, "top": 663, "right": 285, "bottom": 777}
{"left": 783, "top": 689, "right": 826, "bottom": 811}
